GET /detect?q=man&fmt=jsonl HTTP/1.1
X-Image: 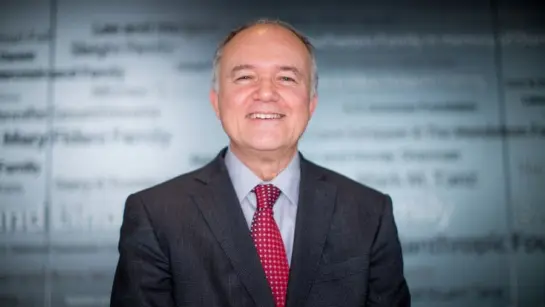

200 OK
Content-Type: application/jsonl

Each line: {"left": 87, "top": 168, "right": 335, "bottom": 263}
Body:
{"left": 110, "top": 18, "right": 410, "bottom": 307}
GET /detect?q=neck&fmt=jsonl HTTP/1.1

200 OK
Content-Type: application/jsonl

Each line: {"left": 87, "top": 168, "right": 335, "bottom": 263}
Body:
{"left": 229, "top": 143, "right": 298, "bottom": 181}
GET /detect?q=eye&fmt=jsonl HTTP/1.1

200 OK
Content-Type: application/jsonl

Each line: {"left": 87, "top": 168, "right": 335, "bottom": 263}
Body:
{"left": 236, "top": 75, "right": 253, "bottom": 81}
{"left": 279, "top": 76, "right": 296, "bottom": 82}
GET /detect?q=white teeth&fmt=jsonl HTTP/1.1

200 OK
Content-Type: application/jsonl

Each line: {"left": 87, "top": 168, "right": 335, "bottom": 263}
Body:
{"left": 249, "top": 113, "right": 283, "bottom": 119}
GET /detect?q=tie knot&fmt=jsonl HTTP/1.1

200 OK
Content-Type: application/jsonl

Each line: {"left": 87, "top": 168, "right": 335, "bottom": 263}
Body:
{"left": 253, "top": 184, "right": 281, "bottom": 210}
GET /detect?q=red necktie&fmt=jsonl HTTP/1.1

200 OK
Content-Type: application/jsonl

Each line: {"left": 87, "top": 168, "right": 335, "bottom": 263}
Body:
{"left": 251, "top": 184, "right": 290, "bottom": 307}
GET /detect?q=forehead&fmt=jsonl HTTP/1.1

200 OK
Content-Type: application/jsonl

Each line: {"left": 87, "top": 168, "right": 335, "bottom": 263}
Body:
{"left": 220, "top": 25, "right": 311, "bottom": 71}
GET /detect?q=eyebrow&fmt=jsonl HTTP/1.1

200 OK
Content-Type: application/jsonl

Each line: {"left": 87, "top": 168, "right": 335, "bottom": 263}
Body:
{"left": 229, "top": 64, "right": 302, "bottom": 77}
{"left": 278, "top": 65, "right": 302, "bottom": 76}
{"left": 230, "top": 64, "right": 254, "bottom": 75}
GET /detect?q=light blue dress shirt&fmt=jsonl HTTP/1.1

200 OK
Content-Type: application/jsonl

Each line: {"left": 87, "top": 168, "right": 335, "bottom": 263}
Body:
{"left": 224, "top": 147, "right": 300, "bottom": 266}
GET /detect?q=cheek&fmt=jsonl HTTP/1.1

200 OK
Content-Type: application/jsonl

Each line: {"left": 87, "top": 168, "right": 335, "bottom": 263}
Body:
{"left": 286, "top": 93, "right": 312, "bottom": 116}
{"left": 219, "top": 94, "right": 242, "bottom": 115}
{"left": 221, "top": 87, "right": 250, "bottom": 107}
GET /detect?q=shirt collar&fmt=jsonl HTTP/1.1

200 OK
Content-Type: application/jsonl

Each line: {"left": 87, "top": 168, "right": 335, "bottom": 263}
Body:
{"left": 224, "top": 147, "right": 300, "bottom": 204}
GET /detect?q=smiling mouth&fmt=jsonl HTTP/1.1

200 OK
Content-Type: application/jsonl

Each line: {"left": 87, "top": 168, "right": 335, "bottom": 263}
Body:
{"left": 247, "top": 113, "right": 285, "bottom": 119}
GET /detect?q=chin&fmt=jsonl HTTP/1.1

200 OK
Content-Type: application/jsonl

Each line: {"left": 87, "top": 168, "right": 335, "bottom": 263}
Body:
{"left": 244, "top": 138, "right": 287, "bottom": 152}
{"left": 247, "top": 143, "right": 284, "bottom": 152}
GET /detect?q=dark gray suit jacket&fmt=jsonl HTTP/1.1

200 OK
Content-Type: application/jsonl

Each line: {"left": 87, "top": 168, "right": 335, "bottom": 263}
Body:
{"left": 110, "top": 147, "right": 410, "bottom": 306}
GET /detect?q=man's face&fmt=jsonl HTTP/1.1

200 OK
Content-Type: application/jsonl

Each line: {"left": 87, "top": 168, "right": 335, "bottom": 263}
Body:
{"left": 210, "top": 25, "right": 317, "bottom": 154}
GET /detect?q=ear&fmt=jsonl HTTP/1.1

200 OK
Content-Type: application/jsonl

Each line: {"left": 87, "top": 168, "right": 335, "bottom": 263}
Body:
{"left": 209, "top": 89, "right": 220, "bottom": 119}
{"left": 308, "top": 93, "right": 318, "bottom": 116}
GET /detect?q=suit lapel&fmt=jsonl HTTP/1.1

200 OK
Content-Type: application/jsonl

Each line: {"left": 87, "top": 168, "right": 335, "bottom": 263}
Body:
{"left": 286, "top": 156, "right": 337, "bottom": 307}
{"left": 192, "top": 149, "right": 275, "bottom": 307}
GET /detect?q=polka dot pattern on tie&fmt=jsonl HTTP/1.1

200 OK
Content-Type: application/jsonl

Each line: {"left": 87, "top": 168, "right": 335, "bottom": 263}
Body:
{"left": 251, "top": 184, "right": 289, "bottom": 307}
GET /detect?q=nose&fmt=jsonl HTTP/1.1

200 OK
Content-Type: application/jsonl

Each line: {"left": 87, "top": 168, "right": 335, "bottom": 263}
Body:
{"left": 253, "top": 78, "right": 279, "bottom": 102}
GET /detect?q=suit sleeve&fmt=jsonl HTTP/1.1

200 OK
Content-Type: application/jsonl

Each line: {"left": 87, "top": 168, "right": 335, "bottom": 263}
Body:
{"left": 366, "top": 194, "right": 411, "bottom": 306}
{"left": 110, "top": 193, "right": 175, "bottom": 307}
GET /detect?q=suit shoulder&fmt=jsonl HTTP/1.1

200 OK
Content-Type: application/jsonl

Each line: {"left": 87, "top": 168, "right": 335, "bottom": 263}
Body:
{"left": 307, "top": 160, "right": 389, "bottom": 209}
{"left": 313, "top": 161, "right": 385, "bottom": 195}
{"left": 128, "top": 162, "right": 210, "bottom": 203}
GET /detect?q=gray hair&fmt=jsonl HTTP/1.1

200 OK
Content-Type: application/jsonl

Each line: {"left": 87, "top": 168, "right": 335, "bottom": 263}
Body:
{"left": 211, "top": 18, "right": 318, "bottom": 95}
